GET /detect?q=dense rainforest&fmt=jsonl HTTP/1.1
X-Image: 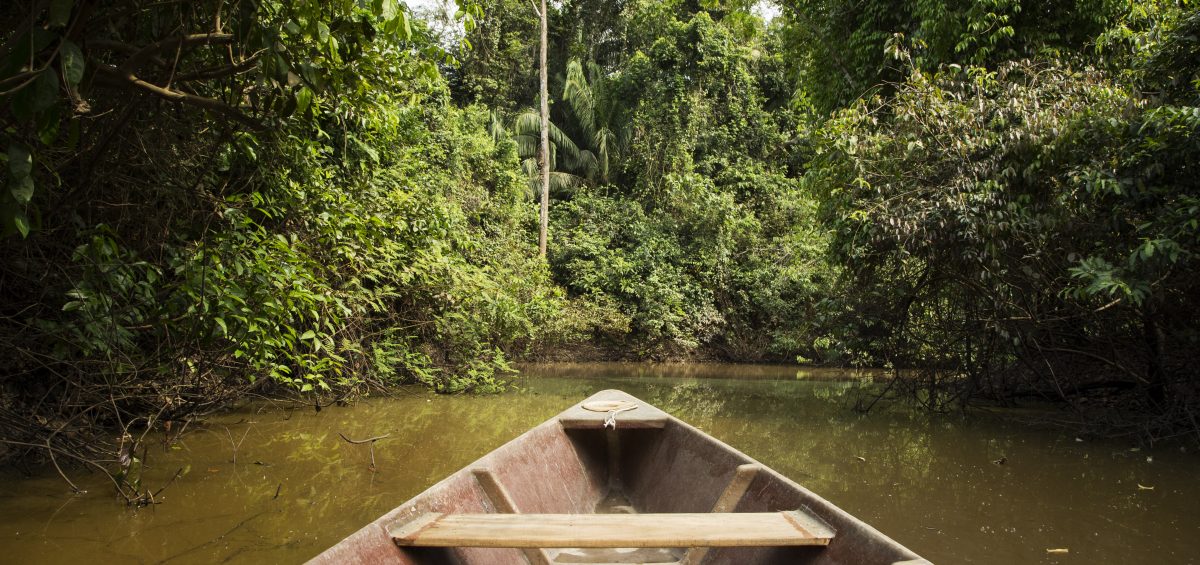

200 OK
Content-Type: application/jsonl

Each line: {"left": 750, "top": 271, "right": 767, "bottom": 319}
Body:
{"left": 0, "top": 0, "right": 1197, "bottom": 470}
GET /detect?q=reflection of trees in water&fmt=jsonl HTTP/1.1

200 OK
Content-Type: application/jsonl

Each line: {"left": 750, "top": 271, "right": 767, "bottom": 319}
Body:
{"left": 520, "top": 362, "right": 886, "bottom": 382}
{"left": 711, "top": 394, "right": 938, "bottom": 494}
{"left": 36, "top": 381, "right": 1049, "bottom": 562}
{"left": 552, "top": 375, "right": 950, "bottom": 511}
{"left": 646, "top": 381, "right": 730, "bottom": 422}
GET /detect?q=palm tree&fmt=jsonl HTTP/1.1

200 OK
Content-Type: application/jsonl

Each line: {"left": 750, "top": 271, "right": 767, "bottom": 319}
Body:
{"left": 561, "top": 59, "right": 626, "bottom": 184}
{"left": 493, "top": 109, "right": 593, "bottom": 199}
{"left": 503, "top": 58, "right": 626, "bottom": 193}
{"left": 489, "top": 58, "right": 626, "bottom": 242}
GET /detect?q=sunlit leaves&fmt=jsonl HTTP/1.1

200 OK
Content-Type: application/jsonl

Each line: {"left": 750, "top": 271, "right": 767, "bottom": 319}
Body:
{"left": 295, "top": 86, "right": 314, "bottom": 115}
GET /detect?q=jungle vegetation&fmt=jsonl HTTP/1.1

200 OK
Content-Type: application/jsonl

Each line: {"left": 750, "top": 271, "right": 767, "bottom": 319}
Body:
{"left": 0, "top": 0, "right": 1197, "bottom": 469}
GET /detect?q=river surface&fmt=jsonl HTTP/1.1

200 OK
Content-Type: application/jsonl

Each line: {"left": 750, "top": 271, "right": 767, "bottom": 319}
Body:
{"left": 0, "top": 363, "right": 1197, "bottom": 564}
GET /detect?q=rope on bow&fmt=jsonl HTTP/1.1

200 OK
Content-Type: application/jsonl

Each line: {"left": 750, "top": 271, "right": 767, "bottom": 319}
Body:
{"left": 581, "top": 399, "right": 639, "bottom": 430}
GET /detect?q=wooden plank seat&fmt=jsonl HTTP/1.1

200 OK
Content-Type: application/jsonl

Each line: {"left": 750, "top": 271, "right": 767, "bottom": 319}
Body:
{"left": 390, "top": 511, "right": 836, "bottom": 548}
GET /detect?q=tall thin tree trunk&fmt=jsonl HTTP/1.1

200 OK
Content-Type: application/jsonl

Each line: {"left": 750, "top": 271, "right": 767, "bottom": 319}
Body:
{"left": 538, "top": 0, "right": 549, "bottom": 257}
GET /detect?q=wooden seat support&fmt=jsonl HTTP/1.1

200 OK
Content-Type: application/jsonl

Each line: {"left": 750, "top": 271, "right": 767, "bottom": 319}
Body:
{"left": 681, "top": 463, "right": 763, "bottom": 565}
{"left": 471, "top": 468, "right": 551, "bottom": 565}
{"left": 390, "top": 510, "right": 835, "bottom": 549}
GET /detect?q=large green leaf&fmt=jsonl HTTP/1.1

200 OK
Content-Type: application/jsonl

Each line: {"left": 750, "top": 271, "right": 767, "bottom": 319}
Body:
{"left": 60, "top": 40, "right": 85, "bottom": 87}
{"left": 295, "top": 86, "right": 314, "bottom": 115}
{"left": 11, "top": 176, "right": 34, "bottom": 205}
{"left": 381, "top": 0, "right": 399, "bottom": 20}
{"left": 12, "top": 211, "right": 30, "bottom": 237}
{"left": 8, "top": 144, "right": 32, "bottom": 179}
{"left": 32, "top": 70, "right": 59, "bottom": 112}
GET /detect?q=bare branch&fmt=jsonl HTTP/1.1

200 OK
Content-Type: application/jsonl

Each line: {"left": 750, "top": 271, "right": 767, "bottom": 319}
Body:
{"left": 337, "top": 432, "right": 390, "bottom": 444}
{"left": 176, "top": 52, "right": 261, "bottom": 82}
{"left": 120, "top": 33, "right": 234, "bottom": 75}
{"left": 95, "top": 63, "right": 262, "bottom": 129}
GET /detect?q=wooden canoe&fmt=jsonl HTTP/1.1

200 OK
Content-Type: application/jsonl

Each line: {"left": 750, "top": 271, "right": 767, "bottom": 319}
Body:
{"left": 310, "top": 389, "right": 931, "bottom": 565}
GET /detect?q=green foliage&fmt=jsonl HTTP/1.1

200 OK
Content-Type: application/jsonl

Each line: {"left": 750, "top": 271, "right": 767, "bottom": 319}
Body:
{"left": 551, "top": 188, "right": 706, "bottom": 354}
{"left": 522, "top": 3, "right": 836, "bottom": 360}
{"left": 777, "top": 0, "right": 1123, "bottom": 115}
{"left": 551, "top": 170, "right": 833, "bottom": 359}
{"left": 562, "top": 59, "right": 627, "bottom": 184}
{"left": 0, "top": 0, "right": 563, "bottom": 433}
{"left": 0, "top": 0, "right": 436, "bottom": 235}
{"left": 810, "top": 46, "right": 1199, "bottom": 405}
{"left": 62, "top": 98, "right": 559, "bottom": 393}
{"left": 450, "top": 0, "right": 540, "bottom": 110}
{"left": 3, "top": 0, "right": 1196, "bottom": 455}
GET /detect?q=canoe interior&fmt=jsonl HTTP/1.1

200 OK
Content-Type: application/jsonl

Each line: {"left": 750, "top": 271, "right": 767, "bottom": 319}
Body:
{"left": 310, "top": 390, "right": 930, "bottom": 565}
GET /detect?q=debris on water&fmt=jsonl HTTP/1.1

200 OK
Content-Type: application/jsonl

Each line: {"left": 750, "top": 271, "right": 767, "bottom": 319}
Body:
{"left": 1046, "top": 548, "right": 1069, "bottom": 554}
{"left": 254, "top": 460, "right": 271, "bottom": 466}
{"left": 855, "top": 456, "right": 866, "bottom": 462}
{"left": 1137, "top": 484, "right": 1155, "bottom": 491}
{"left": 1074, "top": 437, "right": 1084, "bottom": 442}
{"left": 992, "top": 456, "right": 1007, "bottom": 465}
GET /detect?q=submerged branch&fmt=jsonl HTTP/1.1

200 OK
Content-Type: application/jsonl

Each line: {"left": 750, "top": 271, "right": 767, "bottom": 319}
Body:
{"left": 337, "top": 432, "right": 390, "bottom": 445}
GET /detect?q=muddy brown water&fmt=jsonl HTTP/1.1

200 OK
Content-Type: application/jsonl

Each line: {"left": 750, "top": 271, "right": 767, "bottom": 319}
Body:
{"left": 0, "top": 363, "right": 1197, "bottom": 564}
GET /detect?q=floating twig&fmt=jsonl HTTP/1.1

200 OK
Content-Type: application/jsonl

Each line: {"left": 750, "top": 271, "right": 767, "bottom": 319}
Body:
{"left": 223, "top": 424, "right": 253, "bottom": 464}
{"left": 338, "top": 432, "right": 390, "bottom": 472}
{"left": 337, "top": 433, "right": 390, "bottom": 445}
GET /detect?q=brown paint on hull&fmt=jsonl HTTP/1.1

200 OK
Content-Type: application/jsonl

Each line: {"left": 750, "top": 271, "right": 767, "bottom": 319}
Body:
{"left": 309, "top": 390, "right": 931, "bottom": 565}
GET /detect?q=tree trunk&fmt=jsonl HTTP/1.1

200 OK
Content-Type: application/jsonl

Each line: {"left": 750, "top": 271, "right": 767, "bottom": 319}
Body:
{"left": 538, "top": 0, "right": 550, "bottom": 257}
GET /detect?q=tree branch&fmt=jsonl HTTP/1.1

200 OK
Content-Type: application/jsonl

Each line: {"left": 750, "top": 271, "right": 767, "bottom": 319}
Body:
{"left": 119, "top": 33, "right": 234, "bottom": 75}
{"left": 88, "top": 39, "right": 171, "bottom": 68}
{"left": 176, "top": 52, "right": 261, "bottom": 82}
{"left": 94, "top": 63, "right": 261, "bottom": 129}
{"left": 337, "top": 432, "right": 390, "bottom": 444}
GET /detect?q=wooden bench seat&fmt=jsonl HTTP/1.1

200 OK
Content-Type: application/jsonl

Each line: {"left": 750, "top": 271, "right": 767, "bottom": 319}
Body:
{"left": 390, "top": 511, "right": 835, "bottom": 548}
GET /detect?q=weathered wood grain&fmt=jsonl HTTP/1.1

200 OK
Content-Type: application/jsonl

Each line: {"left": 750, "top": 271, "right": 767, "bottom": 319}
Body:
{"left": 390, "top": 511, "right": 835, "bottom": 548}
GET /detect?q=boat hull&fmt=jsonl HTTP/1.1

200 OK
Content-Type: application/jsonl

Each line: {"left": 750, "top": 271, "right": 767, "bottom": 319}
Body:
{"left": 310, "top": 390, "right": 930, "bottom": 564}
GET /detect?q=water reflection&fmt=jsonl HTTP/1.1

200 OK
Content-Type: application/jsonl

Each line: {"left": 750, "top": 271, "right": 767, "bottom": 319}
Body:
{"left": 0, "top": 364, "right": 1196, "bottom": 564}
{"left": 520, "top": 362, "right": 887, "bottom": 382}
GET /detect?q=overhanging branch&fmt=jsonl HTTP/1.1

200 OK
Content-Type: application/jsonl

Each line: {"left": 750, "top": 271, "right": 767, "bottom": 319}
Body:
{"left": 119, "top": 33, "right": 234, "bottom": 75}
{"left": 95, "top": 64, "right": 261, "bottom": 129}
{"left": 176, "top": 52, "right": 262, "bottom": 82}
